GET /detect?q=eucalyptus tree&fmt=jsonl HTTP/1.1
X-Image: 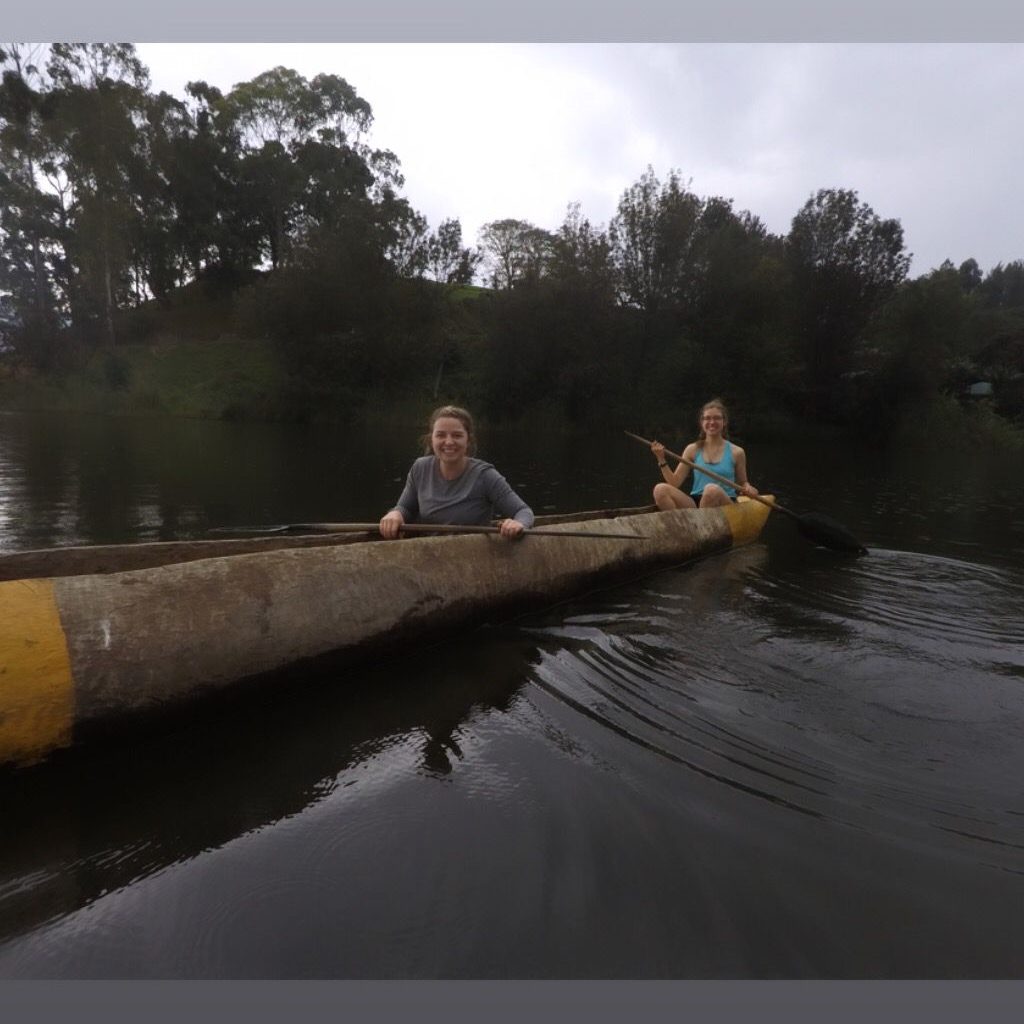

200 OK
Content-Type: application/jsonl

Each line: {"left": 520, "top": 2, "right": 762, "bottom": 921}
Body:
{"left": 477, "top": 218, "right": 553, "bottom": 289}
{"left": 548, "top": 202, "right": 615, "bottom": 298}
{"left": 132, "top": 88, "right": 194, "bottom": 301}
{"left": 43, "top": 43, "right": 152, "bottom": 345}
{"left": 978, "top": 260, "right": 1024, "bottom": 310}
{"left": 173, "top": 80, "right": 266, "bottom": 285}
{"left": 383, "top": 206, "right": 429, "bottom": 278}
{"left": 958, "top": 257, "right": 982, "bottom": 294}
{"left": 972, "top": 261, "right": 1024, "bottom": 416}
{"left": 607, "top": 167, "right": 733, "bottom": 410}
{"left": 786, "top": 187, "right": 911, "bottom": 416}
{"left": 425, "top": 218, "right": 479, "bottom": 285}
{"left": 288, "top": 130, "right": 429, "bottom": 287}
{"left": 226, "top": 66, "right": 371, "bottom": 151}
{"left": 131, "top": 80, "right": 256, "bottom": 297}
{"left": 860, "top": 261, "right": 977, "bottom": 417}
{"left": 865, "top": 257, "right": 1024, "bottom": 424}
{"left": 0, "top": 43, "right": 69, "bottom": 362}
{"left": 542, "top": 203, "right": 630, "bottom": 419}
{"left": 684, "top": 202, "right": 792, "bottom": 411}
{"left": 220, "top": 66, "right": 377, "bottom": 269}
{"left": 608, "top": 166, "right": 704, "bottom": 318}
{"left": 476, "top": 203, "right": 629, "bottom": 422}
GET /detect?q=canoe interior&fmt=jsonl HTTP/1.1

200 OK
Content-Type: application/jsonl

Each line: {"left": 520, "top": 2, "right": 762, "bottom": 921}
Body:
{"left": 0, "top": 504, "right": 661, "bottom": 582}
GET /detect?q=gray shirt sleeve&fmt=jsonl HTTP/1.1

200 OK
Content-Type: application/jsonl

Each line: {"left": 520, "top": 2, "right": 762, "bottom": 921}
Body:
{"left": 482, "top": 467, "right": 535, "bottom": 528}
{"left": 392, "top": 465, "right": 421, "bottom": 521}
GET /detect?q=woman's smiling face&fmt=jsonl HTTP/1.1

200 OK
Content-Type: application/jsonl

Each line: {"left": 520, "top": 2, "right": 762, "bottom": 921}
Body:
{"left": 700, "top": 407, "right": 726, "bottom": 436}
{"left": 431, "top": 416, "right": 470, "bottom": 464}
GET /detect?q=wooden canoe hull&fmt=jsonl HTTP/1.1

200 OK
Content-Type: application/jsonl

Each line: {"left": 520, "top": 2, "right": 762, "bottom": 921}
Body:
{"left": 0, "top": 500, "right": 771, "bottom": 765}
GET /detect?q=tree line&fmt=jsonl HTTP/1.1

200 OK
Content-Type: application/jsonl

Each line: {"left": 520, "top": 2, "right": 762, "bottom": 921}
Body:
{"left": 2, "top": 43, "right": 1023, "bottom": 434}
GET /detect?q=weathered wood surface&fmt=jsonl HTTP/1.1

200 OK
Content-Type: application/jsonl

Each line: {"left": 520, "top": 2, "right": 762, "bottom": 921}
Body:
{"left": 0, "top": 501, "right": 771, "bottom": 765}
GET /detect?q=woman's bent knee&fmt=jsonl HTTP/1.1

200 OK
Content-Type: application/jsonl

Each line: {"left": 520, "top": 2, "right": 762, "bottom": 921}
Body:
{"left": 654, "top": 483, "right": 695, "bottom": 510}
{"left": 699, "top": 484, "right": 730, "bottom": 507}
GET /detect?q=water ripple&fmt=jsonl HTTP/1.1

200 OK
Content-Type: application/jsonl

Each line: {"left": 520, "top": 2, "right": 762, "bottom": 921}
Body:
{"left": 519, "top": 547, "right": 1024, "bottom": 871}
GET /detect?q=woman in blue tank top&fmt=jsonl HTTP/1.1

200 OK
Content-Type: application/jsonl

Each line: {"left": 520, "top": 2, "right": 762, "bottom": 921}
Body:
{"left": 648, "top": 398, "right": 759, "bottom": 510}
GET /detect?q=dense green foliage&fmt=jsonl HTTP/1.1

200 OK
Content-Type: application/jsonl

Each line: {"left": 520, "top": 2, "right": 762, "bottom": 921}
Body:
{"left": 2, "top": 44, "right": 1023, "bottom": 438}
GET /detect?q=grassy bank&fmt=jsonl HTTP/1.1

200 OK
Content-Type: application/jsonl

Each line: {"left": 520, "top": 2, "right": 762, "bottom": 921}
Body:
{"left": 2, "top": 328, "right": 1021, "bottom": 451}
{"left": 0, "top": 337, "right": 287, "bottom": 420}
{"left": 891, "top": 394, "right": 1024, "bottom": 451}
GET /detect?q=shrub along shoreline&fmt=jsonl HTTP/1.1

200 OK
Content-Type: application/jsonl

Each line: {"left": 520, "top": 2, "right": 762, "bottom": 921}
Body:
{"left": 1, "top": 332, "right": 1019, "bottom": 456}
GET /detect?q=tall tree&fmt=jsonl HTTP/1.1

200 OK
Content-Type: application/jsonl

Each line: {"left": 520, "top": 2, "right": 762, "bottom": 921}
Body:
{"left": 862, "top": 263, "right": 975, "bottom": 417}
{"left": 978, "top": 261, "right": 1024, "bottom": 309}
{"left": 786, "top": 187, "right": 911, "bottom": 415}
{"left": 44, "top": 43, "right": 151, "bottom": 345}
{"left": 609, "top": 166, "right": 704, "bottom": 317}
{"left": 0, "top": 44, "right": 58, "bottom": 328}
{"left": 477, "top": 218, "right": 552, "bottom": 289}
{"left": 221, "top": 67, "right": 377, "bottom": 269}
{"left": 548, "top": 202, "right": 615, "bottom": 299}
{"left": 425, "top": 218, "right": 479, "bottom": 285}
{"left": 958, "top": 257, "right": 982, "bottom": 293}
{"left": 686, "top": 202, "right": 792, "bottom": 411}
{"left": 175, "top": 80, "right": 265, "bottom": 284}
{"left": 384, "top": 206, "right": 429, "bottom": 278}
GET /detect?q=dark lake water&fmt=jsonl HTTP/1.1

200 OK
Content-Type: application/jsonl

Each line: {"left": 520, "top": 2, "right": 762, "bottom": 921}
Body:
{"left": 1, "top": 409, "right": 1023, "bottom": 980}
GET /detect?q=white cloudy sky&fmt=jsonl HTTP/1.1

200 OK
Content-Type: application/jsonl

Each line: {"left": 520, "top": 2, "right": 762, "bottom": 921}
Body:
{"left": 129, "top": 41, "right": 1023, "bottom": 278}
{"left": 10, "top": 4, "right": 1024, "bottom": 279}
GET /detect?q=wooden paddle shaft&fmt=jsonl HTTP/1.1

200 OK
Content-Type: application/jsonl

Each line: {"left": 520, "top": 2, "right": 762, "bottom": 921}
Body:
{"left": 284, "top": 522, "right": 642, "bottom": 539}
{"left": 624, "top": 431, "right": 797, "bottom": 519}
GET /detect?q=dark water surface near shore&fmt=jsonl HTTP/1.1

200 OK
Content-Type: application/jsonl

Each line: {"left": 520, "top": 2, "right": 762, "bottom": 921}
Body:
{"left": 1, "top": 411, "right": 1023, "bottom": 978}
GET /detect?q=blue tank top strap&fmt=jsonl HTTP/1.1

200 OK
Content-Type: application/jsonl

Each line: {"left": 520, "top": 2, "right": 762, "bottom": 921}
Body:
{"left": 691, "top": 443, "right": 737, "bottom": 498}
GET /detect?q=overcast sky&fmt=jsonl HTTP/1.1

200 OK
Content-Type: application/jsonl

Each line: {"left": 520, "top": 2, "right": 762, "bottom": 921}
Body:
{"left": 127, "top": 42, "right": 1023, "bottom": 279}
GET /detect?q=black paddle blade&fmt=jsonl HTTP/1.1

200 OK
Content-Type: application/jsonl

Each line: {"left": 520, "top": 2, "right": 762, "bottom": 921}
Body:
{"left": 795, "top": 512, "right": 868, "bottom": 555}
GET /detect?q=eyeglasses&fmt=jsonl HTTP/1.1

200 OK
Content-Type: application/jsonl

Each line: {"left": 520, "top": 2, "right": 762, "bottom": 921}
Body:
{"left": 701, "top": 415, "right": 724, "bottom": 422}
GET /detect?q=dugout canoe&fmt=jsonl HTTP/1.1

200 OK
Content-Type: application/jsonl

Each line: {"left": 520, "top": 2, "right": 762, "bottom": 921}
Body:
{"left": 0, "top": 498, "right": 771, "bottom": 766}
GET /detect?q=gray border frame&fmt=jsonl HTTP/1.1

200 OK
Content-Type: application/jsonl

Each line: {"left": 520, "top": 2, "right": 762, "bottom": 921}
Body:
{"left": 4, "top": 980, "right": 1024, "bottom": 1022}
{"left": 4, "top": 0, "right": 1024, "bottom": 42}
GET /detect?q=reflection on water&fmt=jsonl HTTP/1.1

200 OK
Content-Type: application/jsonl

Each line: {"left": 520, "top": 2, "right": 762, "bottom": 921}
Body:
{"left": 0, "top": 412, "right": 403, "bottom": 549}
{"left": 2, "top": 411, "right": 1024, "bottom": 978}
{"left": 0, "top": 630, "right": 536, "bottom": 949}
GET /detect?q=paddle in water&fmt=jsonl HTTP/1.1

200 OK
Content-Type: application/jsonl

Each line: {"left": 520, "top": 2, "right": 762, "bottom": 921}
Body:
{"left": 624, "top": 431, "right": 867, "bottom": 555}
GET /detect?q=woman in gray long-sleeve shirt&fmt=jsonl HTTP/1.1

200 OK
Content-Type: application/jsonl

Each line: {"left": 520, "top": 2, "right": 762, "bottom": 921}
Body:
{"left": 379, "top": 405, "right": 534, "bottom": 540}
